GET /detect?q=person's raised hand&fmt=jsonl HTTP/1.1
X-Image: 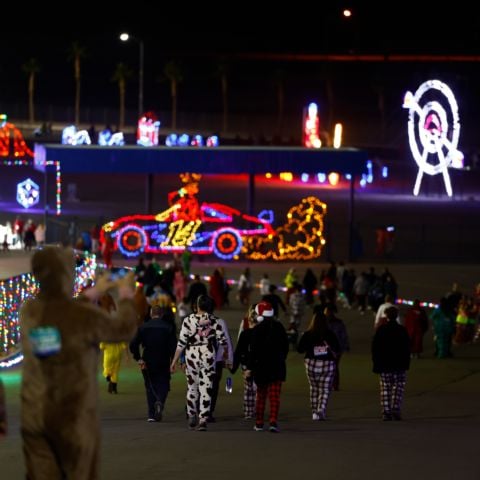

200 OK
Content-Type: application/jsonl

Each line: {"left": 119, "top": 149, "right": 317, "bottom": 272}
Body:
{"left": 116, "top": 271, "right": 135, "bottom": 299}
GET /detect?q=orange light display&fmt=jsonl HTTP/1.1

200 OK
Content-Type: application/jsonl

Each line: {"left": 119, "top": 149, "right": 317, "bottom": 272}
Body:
{"left": 243, "top": 196, "right": 327, "bottom": 260}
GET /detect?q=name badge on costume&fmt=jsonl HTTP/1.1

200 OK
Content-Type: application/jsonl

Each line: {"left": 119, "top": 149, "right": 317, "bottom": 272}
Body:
{"left": 313, "top": 344, "right": 328, "bottom": 357}
{"left": 29, "top": 326, "right": 62, "bottom": 358}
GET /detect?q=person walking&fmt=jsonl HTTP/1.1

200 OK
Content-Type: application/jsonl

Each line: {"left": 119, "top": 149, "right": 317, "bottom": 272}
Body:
{"left": 19, "top": 247, "right": 136, "bottom": 479}
{"left": 98, "top": 292, "right": 126, "bottom": 394}
{"left": 129, "top": 305, "right": 177, "bottom": 422}
{"left": 403, "top": 299, "right": 429, "bottom": 358}
{"left": 208, "top": 305, "right": 233, "bottom": 422}
{"left": 245, "top": 301, "right": 289, "bottom": 433}
{"left": 371, "top": 306, "right": 410, "bottom": 421}
{"left": 0, "top": 377, "right": 6, "bottom": 439}
{"left": 297, "top": 311, "right": 340, "bottom": 420}
{"left": 323, "top": 303, "right": 350, "bottom": 391}
{"left": 231, "top": 304, "right": 258, "bottom": 419}
{"left": 170, "top": 295, "right": 229, "bottom": 431}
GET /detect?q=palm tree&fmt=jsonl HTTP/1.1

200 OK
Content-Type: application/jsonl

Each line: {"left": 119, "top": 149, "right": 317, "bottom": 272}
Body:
{"left": 68, "top": 41, "right": 86, "bottom": 125}
{"left": 112, "top": 63, "right": 133, "bottom": 129}
{"left": 163, "top": 61, "right": 183, "bottom": 130}
{"left": 273, "top": 68, "right": 285, "bottom": 135}
{"left": 213, "top": 61, "right": 230, "bottom": 132}
{"left": 22, "top": 58, "right": 40, "bottom": 123}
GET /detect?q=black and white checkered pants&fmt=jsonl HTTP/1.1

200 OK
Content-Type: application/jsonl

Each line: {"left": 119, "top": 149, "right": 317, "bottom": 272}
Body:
{"left": 243, "top": 377, "right": 257, "bottom": 417}
{"left": 379, "top": 371, "right": 406, "bottom": 414}
{"left": 304, "top": 359, "right": 336, "bottom": 416}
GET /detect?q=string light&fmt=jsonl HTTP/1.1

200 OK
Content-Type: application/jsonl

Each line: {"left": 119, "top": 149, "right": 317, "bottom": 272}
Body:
{"left": 243, "top": 196, "right": 327, "bottom": 261}
{"left": 0, "top": 251, "right": 97, "bottom": 367}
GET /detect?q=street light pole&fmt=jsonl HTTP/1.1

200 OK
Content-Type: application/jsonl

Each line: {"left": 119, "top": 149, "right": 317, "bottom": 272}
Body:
{"left": 120, "top": 32, "right": 144, "bottom": 118}
{"left": 138, "top": 39, "right": 144, "bottom": 117}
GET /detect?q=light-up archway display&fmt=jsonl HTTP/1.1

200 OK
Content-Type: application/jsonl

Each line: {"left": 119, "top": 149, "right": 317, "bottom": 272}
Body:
{"left": 403, "top": 79, "right": 463, "bottom": 197}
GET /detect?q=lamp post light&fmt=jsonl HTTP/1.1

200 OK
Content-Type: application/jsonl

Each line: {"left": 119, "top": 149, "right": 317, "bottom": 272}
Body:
{"left": 120, "top": 32, "right": 144, "bottom": 118}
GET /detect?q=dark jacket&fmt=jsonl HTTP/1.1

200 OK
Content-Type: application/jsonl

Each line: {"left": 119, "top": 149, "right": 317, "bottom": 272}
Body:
{"left": 231, "top": 328, "right": 254, "bottom": 374}
{"left": 129, "top": 316, "right": 177, "bottom": 373}
{"left": 247, "top": 319, "right": 289, "bottom": 385}
{"left": 297, "top": 329, "right": 340, "bottom": 361}
{"left": 372, "top": 321, "right": 410, "bottom": 373}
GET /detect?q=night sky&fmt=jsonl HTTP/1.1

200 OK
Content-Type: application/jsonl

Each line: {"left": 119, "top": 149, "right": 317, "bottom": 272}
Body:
{"left": 1, "top": 1, "right": 479, "bottom": 135}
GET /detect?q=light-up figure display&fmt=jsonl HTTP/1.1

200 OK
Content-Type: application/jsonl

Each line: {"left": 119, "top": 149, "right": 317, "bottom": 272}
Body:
{"left": 101, "top": 174, "right": 275, "bottom": 260}
{"left": 303, "top": 102, "right": 321, "bottom": 148}
{"left": 403, "top": 79, "right": 463, "bottom": 197}
{"left": 0, "top": 113, "right": 34, "bottom": 158}
{"left": 17, "top": 178, "right": 40, "bottom": 209}
{"left": 61, "top": 126, "right": 91, "bottom": 145}
{"left": 98, "top": 129, "right": 125, "bottom": 146}
{"left": 137, "top": 112, "right": 160, "bottom": 146}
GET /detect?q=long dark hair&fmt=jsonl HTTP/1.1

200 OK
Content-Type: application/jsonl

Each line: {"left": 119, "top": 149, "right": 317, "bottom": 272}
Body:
{"left": 306, "top": 312, "right": 329, "bottom": 336}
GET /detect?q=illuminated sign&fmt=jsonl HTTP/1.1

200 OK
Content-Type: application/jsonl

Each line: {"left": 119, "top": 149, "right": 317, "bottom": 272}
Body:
{"left": 303, "top": 102, "right": 321, "bottom": 148}
{"left": 403, "top": 79, "right": 463, "bottom": 197}
{"left": 17, "top": 178, "right": 40, "bottom": 209}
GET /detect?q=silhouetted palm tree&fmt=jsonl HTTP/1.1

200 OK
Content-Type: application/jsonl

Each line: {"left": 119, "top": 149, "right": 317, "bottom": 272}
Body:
{"left": 213, "top": 61, "right": 230, "bottom": 132}
{"left": 112, "top": 63, "right": 133, "bottom": 129}
{"left": 68, "top": 41, "right": 86, "bottom": 125}
{"left": 22, "top": 58, "right": 40, "bottom": 123}
{"left": 163, "top": 61, "right": 183, "bottom": 129}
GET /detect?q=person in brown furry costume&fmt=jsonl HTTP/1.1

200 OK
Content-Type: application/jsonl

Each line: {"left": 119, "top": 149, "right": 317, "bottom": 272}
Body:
{"left": 19, "top": 246, "right": 137, "bottom": 479}
{"left": 0, "top": 378, "right": 6, "bottom": 438}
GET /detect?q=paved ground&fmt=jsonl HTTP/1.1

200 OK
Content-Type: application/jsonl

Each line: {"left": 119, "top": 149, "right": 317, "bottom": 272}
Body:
{"left": 1, "top": 255, "right": 479, "bottom": 479}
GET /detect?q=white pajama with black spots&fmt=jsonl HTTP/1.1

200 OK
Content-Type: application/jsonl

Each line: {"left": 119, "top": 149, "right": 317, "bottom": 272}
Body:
{"left": 177, "top": 313, "right": 227, "bottom": 422}
{"left": 379, "top": 372, "right": 406, "bottom": 414}
{"left": 305, "top": 358, "right": 336, "bottom": 417}
{"left": 185, "top": 345, "right": 216, "bottom": 420}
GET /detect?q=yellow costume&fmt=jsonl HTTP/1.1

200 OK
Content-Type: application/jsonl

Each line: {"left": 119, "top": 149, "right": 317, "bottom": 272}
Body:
{"left": 100, "top": 342, "right": 127, "bottom": 385}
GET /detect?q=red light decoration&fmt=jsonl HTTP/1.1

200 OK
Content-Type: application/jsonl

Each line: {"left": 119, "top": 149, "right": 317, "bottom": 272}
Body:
{"left": 0, "top": 118, "right": 34, "bottom": 158}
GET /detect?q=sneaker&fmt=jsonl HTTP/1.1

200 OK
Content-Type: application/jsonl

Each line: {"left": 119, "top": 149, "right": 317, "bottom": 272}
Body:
{"left": 147, "top": 418, "right": 156, "bottom": 423}
{"left": 153, "top": 401, "right": 164, "bottom": 422}
{"left": 188, "top": 416, "right": 197, "bottom": 430}
{"left": 269, "top": 423, "right": 279, "bottom": 433}
{"left": 196, "top": 421, "right": 207, "bottom": 431}
{"left": 312, "top": 413, "right": 320, "bottom": 421}
{"left": 244, "top": 415, "right": 254, "bottom": 420}
{"left": 382, "top": 412, "right": 393, "bottom": 421}
{"left": 253, "top": 424, "right": 264, "bottom": 431}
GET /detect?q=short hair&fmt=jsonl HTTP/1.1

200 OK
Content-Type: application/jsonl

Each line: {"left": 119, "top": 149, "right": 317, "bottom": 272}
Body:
{"left": 197, "top": 295, "right": 215, "bottom": 314}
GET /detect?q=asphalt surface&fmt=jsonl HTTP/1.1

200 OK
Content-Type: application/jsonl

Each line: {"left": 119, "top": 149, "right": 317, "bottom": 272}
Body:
{"left": 1, "top": 255, "right": 479, "bottom": 479}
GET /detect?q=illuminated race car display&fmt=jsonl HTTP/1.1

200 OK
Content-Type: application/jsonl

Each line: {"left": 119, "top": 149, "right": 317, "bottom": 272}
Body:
{"left": 101, "top": 202, "right": 275, "bottom": 260}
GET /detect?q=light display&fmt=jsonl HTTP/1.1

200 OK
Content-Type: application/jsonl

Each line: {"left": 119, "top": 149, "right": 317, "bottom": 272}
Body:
{"left": 303, "top": 102, "right": 321, "bottom": 148}
{"left": 206, "top": 135, "right": 219, "bottom": 147}
{"left": 190, "top": 135, "right": 204, "bottom": 147}
{"left": 333, "top": 123, "right": 343, "bottom": 148}
{"left": 403, "top": 79, "right": 463, "bottom": 197}
{"left": 16, "top": 178, "right": 40, "bottom": 209}
{"left": 98, "top": 129, "right": 125, "bottom": 146}
{"left": 46, "top": 160, "right": 62, "bottom": 215}
{"left": 61, "top": 125, "right": 91, "bottom": 145}
{"left": 101, "top": 174, "right": 275, "bottom": 260}
{"left": 0, "top": 251, "right": 97, "bottom": 365}
{"left": 137, "top": 112, "right": 160, "bottom": 146}
{"left": 0, "top": 114, "right": 34, "bottom": 158}
{"left": 243, "top": 196, "right": 327, "bottom": 261}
